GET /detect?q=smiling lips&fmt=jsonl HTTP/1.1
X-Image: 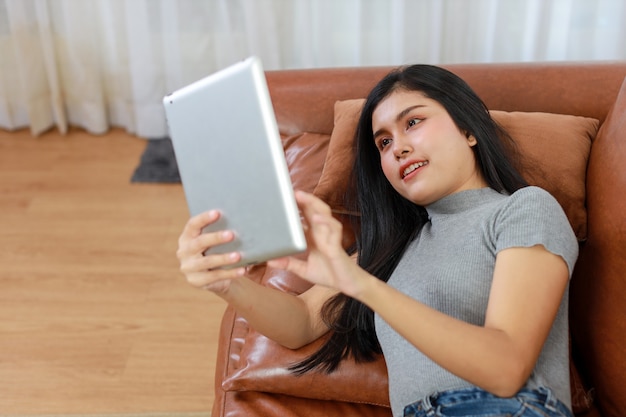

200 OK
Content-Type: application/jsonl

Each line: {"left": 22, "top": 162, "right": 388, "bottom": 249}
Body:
{"left": 401, "top": 160, "right": 429, "bottom": 179}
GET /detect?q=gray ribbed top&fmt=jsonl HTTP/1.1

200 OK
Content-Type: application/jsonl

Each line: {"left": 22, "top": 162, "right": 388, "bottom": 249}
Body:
{"left": 374, "top": 186, "right": 578, "bottom": 417}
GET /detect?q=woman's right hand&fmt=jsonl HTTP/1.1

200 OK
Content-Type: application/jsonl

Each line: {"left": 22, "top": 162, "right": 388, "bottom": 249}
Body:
{"left": 176, "top": 210, "right": 246, "bottom": 294}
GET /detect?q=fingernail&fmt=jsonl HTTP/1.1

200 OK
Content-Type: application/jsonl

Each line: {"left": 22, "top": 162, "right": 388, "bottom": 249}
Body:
{"left": 221, "top": 230, "right": 233, "bottom": 240}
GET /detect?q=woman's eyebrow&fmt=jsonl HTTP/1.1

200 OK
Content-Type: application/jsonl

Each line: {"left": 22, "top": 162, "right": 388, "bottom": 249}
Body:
{"left": 373, "top": 104, "right": 426, "bottom": 139}
{"left": 396, "top": 104, "right": 426, "bottom": 122}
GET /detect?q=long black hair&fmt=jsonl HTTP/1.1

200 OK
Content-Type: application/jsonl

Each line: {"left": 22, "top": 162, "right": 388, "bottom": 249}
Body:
{"left": 290, "top": 64, "right": 528, "bottom": 374}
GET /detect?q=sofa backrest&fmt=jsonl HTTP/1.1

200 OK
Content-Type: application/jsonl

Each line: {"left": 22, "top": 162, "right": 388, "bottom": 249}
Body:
{"left": 266, "top": 62, "right": 626, "bottom": 136}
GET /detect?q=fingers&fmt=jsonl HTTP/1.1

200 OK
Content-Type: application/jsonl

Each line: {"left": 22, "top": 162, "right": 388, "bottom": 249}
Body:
{"left": 267, "top": 256, "right": 308, "bottom": 279}
{"left": 177, "top": 230, "right": 236, "bottom": 263}
{"left": 177, "top": 210, "right": 235, "bottom": 260}
{"left": 180, "top": 250, "right": 242, "bottom": 276}
{"left": 295, "top": 190, "right": 332, "bottom": 220}
{"left": 179, "top": 210, "right": 220, "bottom": 242}
{"left": 177, "top": 210, "right": 246, "bottom": 294}
{"left": 185, "top": 263, "right": 246, "bottom": 289}
{"left": 294, "top": 191, "right": 343, "bottom": 251}
{"left": 181, "top": 249, "right": 245, "bottom": 293}
{"left": 183, "top": 230, "right": 235, "bottom": 257}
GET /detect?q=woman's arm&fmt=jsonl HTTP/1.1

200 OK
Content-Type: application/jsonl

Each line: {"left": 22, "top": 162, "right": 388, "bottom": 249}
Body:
{"left": 221, "top": 278, "right": 337, "bottom": 349}
{"left": 177, "top": 209, "right": 336, "bottom": 349}
{"left": 358, "top": 245, "right": 568, "bottom": 397}
{"left": 272, "top": 191, "right": 569, "bottom": 395}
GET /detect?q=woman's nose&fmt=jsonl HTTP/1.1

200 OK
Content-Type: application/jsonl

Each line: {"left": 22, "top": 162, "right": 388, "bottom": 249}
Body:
{"left": 393, "top": 140, "right": 412, "bottom": 160}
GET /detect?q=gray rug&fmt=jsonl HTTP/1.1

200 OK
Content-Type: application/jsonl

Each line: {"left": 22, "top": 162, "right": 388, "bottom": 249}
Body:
{"left": 131, "top": 137, "right": 181, "bottom": 183}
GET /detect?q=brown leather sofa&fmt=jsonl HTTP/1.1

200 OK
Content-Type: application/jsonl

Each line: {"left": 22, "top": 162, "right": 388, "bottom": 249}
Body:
{"left": 211, "top": 62, "right": 626, "bottom": 417}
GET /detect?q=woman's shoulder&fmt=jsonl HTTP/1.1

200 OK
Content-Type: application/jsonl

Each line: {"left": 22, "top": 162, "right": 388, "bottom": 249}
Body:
{"left": 492, "top": 186, "right": 579, "bottom": 275}
{"left": 488, "top": 185, "right": 573, "bottom": 235}
{"left": 510, "top": 185, "right": 556, "bottom": 200}
{"left": 502, "top": 185, "right": 563, "bottom": 213}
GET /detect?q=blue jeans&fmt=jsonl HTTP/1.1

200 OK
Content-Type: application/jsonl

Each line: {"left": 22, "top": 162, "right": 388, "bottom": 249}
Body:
{"left": 403, "top": 386, "right": 573, "bottom": 417}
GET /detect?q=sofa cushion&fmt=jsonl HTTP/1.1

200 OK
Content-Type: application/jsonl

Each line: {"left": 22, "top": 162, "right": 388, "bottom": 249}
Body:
{"left": 313, "top": 99, "right": 598, "bottom": 241}
{"left": 283, "top": 132, "right": 330, "bottom": 193}
{"left": 222, "top": 321, "right": 389, "bottom": 406}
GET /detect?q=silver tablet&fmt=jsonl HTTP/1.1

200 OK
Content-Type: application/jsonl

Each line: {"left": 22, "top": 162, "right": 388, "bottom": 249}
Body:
{"left": 163, "top": 56, "right": 306, "bottom": 268}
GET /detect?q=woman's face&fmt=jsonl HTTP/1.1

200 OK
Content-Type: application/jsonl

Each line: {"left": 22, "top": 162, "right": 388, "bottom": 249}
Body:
{"left": 372, "top": 89, "right": 487, "bottom": 206}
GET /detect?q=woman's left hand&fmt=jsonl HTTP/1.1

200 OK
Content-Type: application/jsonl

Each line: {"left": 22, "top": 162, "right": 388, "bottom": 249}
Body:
{"left": 268, "top": 190, "right": 367, "bottom": 298}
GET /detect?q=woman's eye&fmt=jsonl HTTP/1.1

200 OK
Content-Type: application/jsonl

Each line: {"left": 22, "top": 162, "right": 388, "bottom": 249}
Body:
{"left": 379, "top": 138, "right": 392, "bottom": 149}
{"left": 407, "top": 118, "right": 422, "bottom": 128}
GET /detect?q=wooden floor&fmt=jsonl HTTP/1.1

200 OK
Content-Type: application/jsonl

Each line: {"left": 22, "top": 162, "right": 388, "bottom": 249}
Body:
{"left": 0, "top": 127, "right": 226, "bottom": 415}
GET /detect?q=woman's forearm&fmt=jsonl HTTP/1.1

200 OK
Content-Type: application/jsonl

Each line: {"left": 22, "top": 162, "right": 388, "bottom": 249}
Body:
{"left": 220, "top": 277, "right": 332, "bottom": 349}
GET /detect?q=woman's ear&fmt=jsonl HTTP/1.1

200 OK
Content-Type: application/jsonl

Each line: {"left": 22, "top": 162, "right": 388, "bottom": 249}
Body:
{"left": 465, "top": 132, "right": 478, "bottom": 147}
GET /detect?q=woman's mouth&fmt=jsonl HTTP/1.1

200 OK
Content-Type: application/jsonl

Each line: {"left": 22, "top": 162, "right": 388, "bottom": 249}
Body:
{"left": 401, "top": 161, "right": 429, "bottom": 179}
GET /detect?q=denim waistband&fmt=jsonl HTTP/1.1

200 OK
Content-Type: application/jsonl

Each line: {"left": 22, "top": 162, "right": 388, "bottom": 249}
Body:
{"left": 403, "top": 386, "right": 573, "bottom": 417}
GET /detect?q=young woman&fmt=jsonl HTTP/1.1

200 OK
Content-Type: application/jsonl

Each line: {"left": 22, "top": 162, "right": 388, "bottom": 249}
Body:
{"left": 177, "top": 65, "right": 578, "bottom": 417}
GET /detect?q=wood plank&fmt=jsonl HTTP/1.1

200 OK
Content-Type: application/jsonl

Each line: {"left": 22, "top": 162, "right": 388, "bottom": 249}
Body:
{"left": 0, "top": 127, "right": 225, "bottom": 414}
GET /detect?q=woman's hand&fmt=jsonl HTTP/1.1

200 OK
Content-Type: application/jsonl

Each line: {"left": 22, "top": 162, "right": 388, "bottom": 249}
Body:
{"left": 268, "top": 191, "right": 370, "bottom": 298}
{"left": 177, "top": 210, "right": 245, "bottom": 294}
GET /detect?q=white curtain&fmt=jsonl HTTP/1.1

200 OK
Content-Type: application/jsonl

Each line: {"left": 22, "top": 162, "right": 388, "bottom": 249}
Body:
{"left": 1, "top": 0, "right": 625, "bottom": 138}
